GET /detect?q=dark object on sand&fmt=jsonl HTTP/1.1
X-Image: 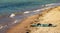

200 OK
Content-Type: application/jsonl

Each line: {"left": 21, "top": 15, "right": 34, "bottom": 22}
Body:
{"left": 48, "top": 24, "right": 52, "bottom": 27}
{"left": 26, "top": 31, "right": 29, "bottom": 33}
{"left": 37, "top": 23, "right": 41, "bottom": 26}
{"left": 30, "top": 23, "right": 56, "bottom": 27}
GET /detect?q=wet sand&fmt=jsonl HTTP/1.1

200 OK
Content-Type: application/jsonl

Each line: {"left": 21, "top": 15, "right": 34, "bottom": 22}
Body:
{"left": 6, "top": 14, "right": 39, "bottom": 33}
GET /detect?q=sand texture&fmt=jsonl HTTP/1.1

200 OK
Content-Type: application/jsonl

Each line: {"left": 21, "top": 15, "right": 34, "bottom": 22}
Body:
{"left": 6, "top": 6, "right": 60, "bottom": 33}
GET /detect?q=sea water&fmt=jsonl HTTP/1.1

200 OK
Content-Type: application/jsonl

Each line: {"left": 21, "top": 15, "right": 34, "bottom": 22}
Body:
{"left": 0, "top": 0, "right": 59, "bottom": 15}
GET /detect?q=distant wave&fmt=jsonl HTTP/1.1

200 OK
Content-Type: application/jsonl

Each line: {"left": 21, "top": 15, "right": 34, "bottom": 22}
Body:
{"left": 0, "top": 1, "right": 59, "bottom": 15}
{"left": 0, "top": 2, "right": 41, "bottom": 15}
{"left": 0, "top": 2, "right": 40, "bottom": 9}
{"left": 0, "top": 3, "right": 60, "bottom": 16}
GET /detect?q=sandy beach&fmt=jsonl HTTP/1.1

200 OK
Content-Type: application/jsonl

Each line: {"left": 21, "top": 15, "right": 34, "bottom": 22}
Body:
{"left": 5, "top": 6, "right": 60, "bottom": 33}
{"left": 5, "top": 6, "right": 52, "bottom": 33}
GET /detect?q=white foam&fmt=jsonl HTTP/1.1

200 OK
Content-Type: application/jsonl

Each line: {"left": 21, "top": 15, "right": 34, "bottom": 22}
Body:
{"left": 36, "top": 9, "right": 40, "bottom": 11}
{"left": 24, "top": 11, "right": 30, "bottom": 14}
{"left": 45, "top": 3, "right": 55, "bottom": 6}
{"left": 14, "top": 20, "right": 18, "bottom": 24}
{"left": 9, "top": 13, "right": 15, "bottom": 18}
{"left": 40, "top": 7, "right": 52, "bottom": 11}
{"left": 33, "top": 9, "right": 40, "bottom": 13}
{"left": 0, "top": 26, "right": 3, "bottom": 29}
{"left": 12, "top": 20, "right": 18, "bottom": 24}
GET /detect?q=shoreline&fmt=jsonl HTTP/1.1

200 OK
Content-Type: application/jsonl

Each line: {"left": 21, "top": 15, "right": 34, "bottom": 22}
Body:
{"left": 6, "top": 6, "right": 60, "bottom": 33}
{"left": 6, "top": 6, "right": 53, "bottom": 33}
{"left": 6, "top": 14, "right": 40, "bottom": 33}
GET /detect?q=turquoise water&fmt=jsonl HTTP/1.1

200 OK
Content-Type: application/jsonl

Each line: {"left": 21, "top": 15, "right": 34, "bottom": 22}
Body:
{"left": 0, "top": 0, "right": 60, "bottom": 15}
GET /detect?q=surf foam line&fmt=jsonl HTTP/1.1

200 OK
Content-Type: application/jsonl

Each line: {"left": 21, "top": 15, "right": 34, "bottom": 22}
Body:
{"left": 24, "top": 11, "right": 30, "bottom": 14}
{"left": 23, "top": 6, "right": 53, "bottom": 14}
{"left": 23, "top": 3, "right": 60, "bottom": 18}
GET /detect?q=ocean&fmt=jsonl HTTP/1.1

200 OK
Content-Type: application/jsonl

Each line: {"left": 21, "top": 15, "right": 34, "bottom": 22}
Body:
{"left": 0, "top": 0, "right": 59, "bottom": 15}
{"left": 0, "top": 0, "right": 60, "bottom": 33}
